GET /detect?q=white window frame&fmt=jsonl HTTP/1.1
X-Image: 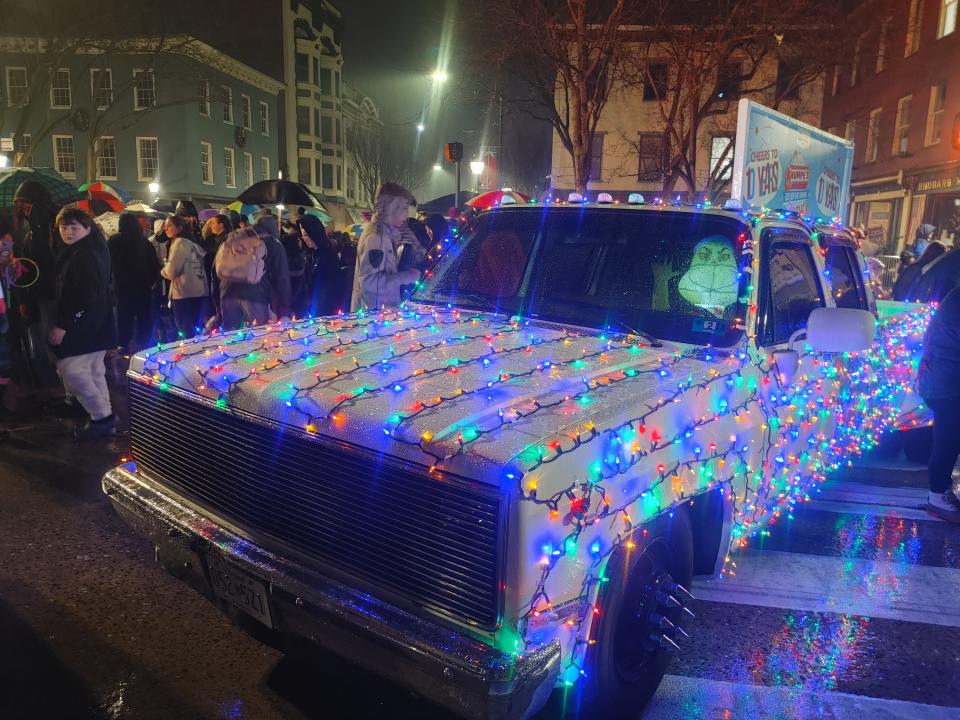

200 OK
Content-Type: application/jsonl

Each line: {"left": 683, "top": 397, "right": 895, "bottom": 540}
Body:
{"left": 95, "top": 136, "right": 117, "bottom": 180}
{"left": 52, "top": 134, "right": 76, "bottom": 178}
{"left": 938, "top": 0, "right": 958, "bottom": 38}
{"left": 906, "top": 0, "right": 924, "bottom": 56}
{"left": 925, "top": 83, "right": 947, "bottom": 146}
{"left": 259, "top": 101, "right": 269, "bottom": 135}
{"left": 221, "top": 84, "right": 233, "bottom": 124}
{"left": 49, "top": 67, "right": 71, "bottom": 109}
{"left": 893, "top": 95, "right": 912, "bottom": 155}
{"left": 261, "top": 155, "right": 270, "bottom": 181}
{"left": 241, "top": 94, "right": 252, "bottom": 130}
{"left": 224, "top": 147, "right": 236, "bottom": 188}
{"left": 136, "top": 136, "right": 159, "bottom": 182}
{"left": 133, "top": 69, "right": 155, "bottom": 111}
{"left": 845, "top": 119, "right": 856, "bottom": 142}
{"left": 865, "top": 108, "right": 881, "bottom": 163}
{"left": 243, "top": 151, "right": 253, "bottom": 188}
{"left": 5, "top": 66, "right": 27, "bottom": 107}
{"left": 15, "top": 133, "right": 32, "bottom": 166}
{"left": 709, "top": 135, "right": 734, "bottom": 181}
{"left": 199, "top": 78, "right": 211, "bottom": 118}
{"left": 90, "top": 68, "right": 113, "bottom": 109}
{"left": 200, "top": 141, "right": 213, "bottom": 185}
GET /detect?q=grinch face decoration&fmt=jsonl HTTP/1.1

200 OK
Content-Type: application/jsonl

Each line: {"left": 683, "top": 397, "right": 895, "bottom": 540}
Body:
{"left": 677, "top": 235, "right": 739, "bottom": 316}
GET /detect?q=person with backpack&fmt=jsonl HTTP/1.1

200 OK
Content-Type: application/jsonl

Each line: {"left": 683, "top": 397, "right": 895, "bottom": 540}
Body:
{"left": 160, "top": 215, "right": 209, "bottom": 339}
{"left": 215, "top": 223, "right": 290, "bottom": 329}
{"left": 47, "top": 208, "right": 118, "bottom": 438}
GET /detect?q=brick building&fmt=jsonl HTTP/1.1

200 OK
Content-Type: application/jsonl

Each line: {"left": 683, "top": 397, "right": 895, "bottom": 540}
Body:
{"left": 821, "top": 0, "right": 960, "bottom": 255}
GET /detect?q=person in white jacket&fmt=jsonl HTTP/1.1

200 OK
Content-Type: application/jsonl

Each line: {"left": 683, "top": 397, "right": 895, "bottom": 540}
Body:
{"left": 351, "top": 183, "right": 421, "bottom": 312}
{"left": 160, "top": 215, "right": 209, "bottom": 338}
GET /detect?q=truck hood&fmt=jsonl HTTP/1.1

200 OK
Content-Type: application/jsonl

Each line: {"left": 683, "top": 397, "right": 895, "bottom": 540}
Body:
{"left": 131, "top": 305, "right": 725, "bottom": 487}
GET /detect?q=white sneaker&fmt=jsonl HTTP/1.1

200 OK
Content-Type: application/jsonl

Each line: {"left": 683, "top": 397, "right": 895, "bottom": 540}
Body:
{"left": 926, "top": 490, "right": 960, "bottom": 523}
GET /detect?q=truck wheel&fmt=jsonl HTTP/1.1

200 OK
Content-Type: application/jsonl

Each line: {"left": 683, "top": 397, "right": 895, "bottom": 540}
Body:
{"left": 569, "top": 507, "right": 694, "bottom": 717}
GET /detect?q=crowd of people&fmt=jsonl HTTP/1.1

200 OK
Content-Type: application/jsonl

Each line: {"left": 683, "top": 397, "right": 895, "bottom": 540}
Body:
{"left": 0, "top": 181, "right": 447, "bottom": 439}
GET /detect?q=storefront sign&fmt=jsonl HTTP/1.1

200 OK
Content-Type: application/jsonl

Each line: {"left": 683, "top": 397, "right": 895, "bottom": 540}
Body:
{"left": 731, "top": 100, "right": 854, "bottom": 221}
{"left": 908, "top": 163, "right": 960, "bottom": 194}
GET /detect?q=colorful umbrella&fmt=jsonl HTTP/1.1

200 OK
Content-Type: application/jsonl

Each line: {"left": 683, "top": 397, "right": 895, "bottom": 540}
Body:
{"left": 226, "top": 201, "right": 260, "bottom": 217}
{"left": 0, "top": 166, "right": 81, "bottom": 208}
{"left": 465, "top": 190, "right": 530, "bottom": 211}
{"left": 301, "top": 207, "right": 332, "bottom": 224}
{"left": 198, "top": 208, "right": 220, "bottom": 222}
{"left": 94, "top": 211, "right": 121, "bottom": 237}
{"left": 78, "top": 181, "right": 131, "bottom": 204}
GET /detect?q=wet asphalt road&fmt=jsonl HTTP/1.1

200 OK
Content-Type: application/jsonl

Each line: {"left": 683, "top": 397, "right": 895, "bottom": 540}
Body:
{"left": 1, "top": 358, "right": 958, "bottom": 719}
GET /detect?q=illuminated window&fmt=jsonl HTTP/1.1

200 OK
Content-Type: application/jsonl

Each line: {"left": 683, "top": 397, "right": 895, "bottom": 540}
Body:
{"left": 938, "top": 0, "right": 957, "bottom": 37}
{"left": 925, "top": 82, "right": 947, "bottom": 145}
{"left": 865, "top": 108, "right": 881, "bottom": 162}
{"left": 893, "top": 95, "right": 911, "bottom": 154}
{"left": 905, "top": 0, "right": 923, "bottom": 56}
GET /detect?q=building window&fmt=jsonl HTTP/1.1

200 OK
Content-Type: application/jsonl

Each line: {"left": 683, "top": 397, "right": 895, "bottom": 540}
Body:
{"left": 336, "top": 165, "right": 341, "bottom": 191}
{"left": 136, "top": 137, "right": 159, "bottom": 181}
{"left": 925, "top": 82, "right": 947, "bottom": 145}
{"left": 831, "top": 65, "right": 840, "bottom": 96}
{"left": 906, "top": 0, "right": 923, "bottom": 56}
{"left": 321, "top": 115, "right": 333, "bottom": 143}
{"left": 637, "top": 133, "right": 664, "bottom": 182}
{"left": 243, "top": 152, "right": 253, "bottom": 188}
{"left": 241, "top": 94, "right": 251, "bottom": 130}
{"left": 320, "top": 68, "right": 332, "bottom": 96}
{"left": 335, "top": 118, "right": 341, "bottom": 145}
{"left": 200, "top": 142, "right": 213, "bottom": 184}
{"left": 52, "top": 135, "right": 76, "bottom": 178}
{"left": 710, "top": 136, "right": 734, "bottom": 181}
{"left": 133, "top": 70, "right": 155, "bottom": 110}
{"left": 845, "top": 119, "right": 856, "bottom": 143}
{"left": 261, "top": 156, "right": 270, "bottom": 181}
{"left": 298, "top": 156, "right": 312, "bottom": 185}
{"left": 335, "top": 71, "right": 341, "bottom": 97}
{"left": 589, "top": 133, "right": 603, "bottom": 181}
{"left": 50, "top": 68, "right": 71, "bottom": 109}
{"left": 297, "top": 105, "right": 310, "bottom": 134}
{"left": 715, "top": 63, "right": 740, "bottom": 100}
{"left": 15, "top": 133, "right": 32, "bottom": 166}
{"left": 938, "top": 0, "right": 958, "bottom": 37}
{"left": 5, "top": 67, "right": 27, "bottom": 106}
{"left": 321, "top": 162, "right": 333, "bottom": 189}
{"left": 295, "top": 52, "right": 309, "bottom": 83}
{"left": 865, "top": 108, "right": 881, "bottom": 162}
{"left": 223, "top": 147, "right": 236, "bottom": 188}
{"left": 91, "top": 68, "right": 113, "bottom": 109}
{"left": 893, "top": 95, "right": 911, "bottom": 154}
{"left": 199, "top": 78, "right": 210, "bottom": 117}
{"left": 221, "top": 85, "right": 233, "bottom": 124}
{"left": 877, "top": 17, "right": 892, "bottom": 72}
{"left": 850, "top": 36, "right": 864, "bottom": 86}
{"left": 259, "top": 101, "right": 269, "bottom": 135}
{"left": 95, "top": 136, "right": 117, "bottom": 179}
{"left": 642, "top": 63, "right": 668, "bottom": 101}
{"left": 346, "top": 166, "right": 355, "bottom": 200}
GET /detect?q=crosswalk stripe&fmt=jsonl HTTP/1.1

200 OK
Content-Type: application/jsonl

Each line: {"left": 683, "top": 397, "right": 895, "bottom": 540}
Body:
{"left": 644, "top": 674, "right": 960, "bottom": 719}
{"left": 692, "top": 549, "right": 960, "bottom": 627}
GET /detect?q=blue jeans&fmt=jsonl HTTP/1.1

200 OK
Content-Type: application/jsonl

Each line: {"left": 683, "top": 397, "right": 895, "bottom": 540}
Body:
{"left": 220, "top": 297, "right": 270, "bottom": 330}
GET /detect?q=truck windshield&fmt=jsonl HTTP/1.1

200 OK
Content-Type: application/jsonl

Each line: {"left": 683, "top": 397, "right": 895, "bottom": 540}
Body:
{"left": 415, "top": 208, "right": 750, "bottom": 347}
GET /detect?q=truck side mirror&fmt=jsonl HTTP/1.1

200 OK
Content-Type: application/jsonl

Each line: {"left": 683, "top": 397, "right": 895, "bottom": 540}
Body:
{"left": 806, "top": 307, "right": 876, "bottom": 353}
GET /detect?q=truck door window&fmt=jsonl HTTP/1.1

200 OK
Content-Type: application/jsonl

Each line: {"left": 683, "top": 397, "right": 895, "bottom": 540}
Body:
{"left": 759, "top": 231, "right": 825, "bottom": 346}
{"left": 823, "top": 245, "right": 869, "bottom": 310}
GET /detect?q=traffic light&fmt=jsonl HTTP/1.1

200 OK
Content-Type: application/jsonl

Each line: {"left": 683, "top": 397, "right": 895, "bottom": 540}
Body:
{"left": 445, "top": 142, "right": 463, "bottom": 163}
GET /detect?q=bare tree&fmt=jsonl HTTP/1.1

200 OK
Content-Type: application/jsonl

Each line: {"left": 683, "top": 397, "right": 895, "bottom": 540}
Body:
{"left": 469, "top": 0, "right": 633, "bottom": 195}
{"left": 615, "top": 0, "right": 847, "bottom": 200}
{"left": 346, "top": 121, "right": 431, "bottom": 207}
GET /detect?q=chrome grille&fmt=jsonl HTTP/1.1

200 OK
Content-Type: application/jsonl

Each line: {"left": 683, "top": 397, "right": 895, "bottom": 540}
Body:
{"left": 128, "top": 380, "right": 502, "bottom": 628}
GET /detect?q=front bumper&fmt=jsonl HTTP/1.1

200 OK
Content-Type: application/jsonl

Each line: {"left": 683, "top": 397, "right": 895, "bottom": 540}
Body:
{"left": 102, "top": 465, "right": 560, "bottom": 720}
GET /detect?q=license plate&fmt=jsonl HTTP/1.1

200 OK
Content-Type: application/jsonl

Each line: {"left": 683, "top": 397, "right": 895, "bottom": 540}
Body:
{"left": 205, "top": 552, "right": 274, "bottom": 628}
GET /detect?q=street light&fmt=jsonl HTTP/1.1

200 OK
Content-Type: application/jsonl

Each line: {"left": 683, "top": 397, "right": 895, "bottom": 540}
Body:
{"left": 416, "top": 122, "right": 426, "bottom": 133}
{"left": 148, "top": 181, "right": 159, "bottom": 195}
{"left": 433, "top": 163, "right": 442, "bottom": 171}
{"left": 0, "top": 154, "right": 8, "bottom": 169}
{"left": 470, "top": 160, "right": 485, "bottom": 176}
{"left": 431, "top": 70, "right": 449, "bottom": 83}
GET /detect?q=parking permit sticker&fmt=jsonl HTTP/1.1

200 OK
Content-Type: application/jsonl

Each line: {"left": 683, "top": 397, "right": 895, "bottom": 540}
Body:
{"left": 692, "top": 318, "right": 724, "bottom": 334}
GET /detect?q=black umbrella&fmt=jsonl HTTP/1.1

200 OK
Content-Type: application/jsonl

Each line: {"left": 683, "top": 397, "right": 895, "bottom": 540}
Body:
{"left": 238, "top": 180, "right": 323, "bottom": 208}
{"left": 907, "top": 248, "right": 960, "bottom": 302}
{"left": 417, "top": 191, "right": 476, "bottom": 215}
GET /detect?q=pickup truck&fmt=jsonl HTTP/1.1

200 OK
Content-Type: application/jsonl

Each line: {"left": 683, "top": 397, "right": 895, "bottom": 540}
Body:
{"left": 103, "top": 201, "right": 929, "bottom": 720}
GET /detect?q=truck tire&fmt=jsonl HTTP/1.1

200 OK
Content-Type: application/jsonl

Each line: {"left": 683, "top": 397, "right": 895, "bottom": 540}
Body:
{"left": 568, "top": 506, "right": 694, "bottom": 717}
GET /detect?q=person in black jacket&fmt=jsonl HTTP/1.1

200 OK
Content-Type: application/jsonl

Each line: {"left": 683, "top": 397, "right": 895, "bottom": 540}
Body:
{"left": 108, "top": 213, "right": 160, "bottom": 352}
{"left": 892, "top": 241, "right": 946, "bottom": 301}
{"left": 47, "top": 207, "right": 118, "bottom": 438}
{"left": 918, "top": 286, "right": 960, "bottom": 522}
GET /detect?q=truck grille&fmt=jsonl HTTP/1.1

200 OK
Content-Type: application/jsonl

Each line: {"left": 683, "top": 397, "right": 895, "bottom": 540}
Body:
{"left": 128, "top": 380, "right": 503, "bottom": 628}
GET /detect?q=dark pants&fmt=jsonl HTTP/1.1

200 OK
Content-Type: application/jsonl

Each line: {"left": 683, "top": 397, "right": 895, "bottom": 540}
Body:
{"left": 116, "top": 291, "right": 154, "bottom": 351}
{"left": 927, "top": 397, "right": 960, "bottom": 493}
{"left": 171, "top": 297, "right": 206, "bottom": 339}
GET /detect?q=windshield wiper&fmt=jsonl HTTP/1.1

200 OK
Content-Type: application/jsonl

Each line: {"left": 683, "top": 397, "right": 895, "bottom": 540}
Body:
{"left": 605, "top": 317, "right": 663, "bottom": 347}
